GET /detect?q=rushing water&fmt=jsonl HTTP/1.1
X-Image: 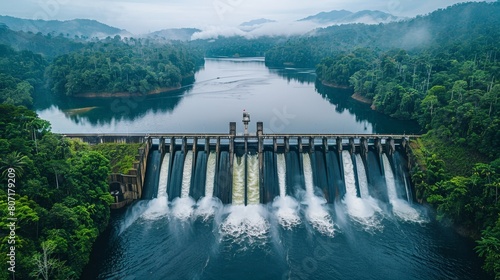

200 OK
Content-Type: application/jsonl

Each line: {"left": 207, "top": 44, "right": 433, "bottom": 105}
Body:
{"left": 65, "top": 58, "right": 488, "bottom": 279}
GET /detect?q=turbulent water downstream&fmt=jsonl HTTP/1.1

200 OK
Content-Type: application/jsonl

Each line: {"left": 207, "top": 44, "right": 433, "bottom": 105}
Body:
{"left": 66, "top": 58, "right": 486, "bottom": 279}
{"left": 84, "top": 149, "right": 486, "bottom": 280}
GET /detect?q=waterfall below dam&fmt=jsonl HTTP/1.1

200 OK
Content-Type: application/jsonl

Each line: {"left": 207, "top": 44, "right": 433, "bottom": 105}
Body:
{"left": 91, "top": 141, "right": 493, "bottom": 280}
{"left": 140, "top": 144, "right": 419, "bottom": 227}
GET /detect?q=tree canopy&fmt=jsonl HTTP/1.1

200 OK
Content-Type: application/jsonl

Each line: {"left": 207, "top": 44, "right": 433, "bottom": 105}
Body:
{"left": 0, "top": 105, "right": 113, "bottom": 279}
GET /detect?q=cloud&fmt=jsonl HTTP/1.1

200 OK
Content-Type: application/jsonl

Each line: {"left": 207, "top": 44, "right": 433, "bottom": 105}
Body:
{"left": 191, "top": 20, "right": 329, "bottom": 40}
{"left": 191, "top": 25, "right": 247, "bottom": 40}
{"left": 0, "top": 0, "right": 494, "bottom": 34}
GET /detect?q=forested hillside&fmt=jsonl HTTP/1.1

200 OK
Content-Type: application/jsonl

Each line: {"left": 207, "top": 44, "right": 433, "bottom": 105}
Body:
{"left": 266, "top": 2, "right": 500, "bottom": 67}
{"left": 0, "top": 105, "right": 113, "bottom": 279}
{"left": 47, "top": 37, "right": 204, "bottom": 96}
{"left": 0, "top": 24, "right": 85, "bottom": 59}
{"left": 191, "top": 36, "right": 280, "bottom": 58}
{"left": 0, "top": 45, "right": 47, "bottom": 106}
{"left": 0, "top": 25, "right": 205, "bottom": 101}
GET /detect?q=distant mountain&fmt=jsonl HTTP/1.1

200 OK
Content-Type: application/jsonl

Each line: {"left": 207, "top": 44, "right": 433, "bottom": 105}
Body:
{"left": 147, "top": 28, "right": 201, "bottom": 41}
{"left": 298, "top": 10, "right": 353, "bottom": 24}
{"left": 341, "top": 10, "right": 400, "bottom": 24}
{"left": 239, "top": 18, "right": 276, "bottom": 32}
{"left": 0, "top": 16, "right": 130, "bottom": 39}
{"left": 240, "top": 18, "right": 276, "bottom": 27}
{"left": 299, "top": 9, "right": 400, "bottom": 25}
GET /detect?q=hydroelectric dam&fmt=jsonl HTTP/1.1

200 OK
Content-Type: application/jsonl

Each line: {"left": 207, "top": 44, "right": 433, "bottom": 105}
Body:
{"left": 63, "top": 117, "right": 420, "bottom": 210}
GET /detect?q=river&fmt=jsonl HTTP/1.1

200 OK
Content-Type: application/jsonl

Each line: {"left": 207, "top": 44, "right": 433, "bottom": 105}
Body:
{"left": 35, "top": 57, "right": 421, "bottom": 135}
{"left": 34, "top": 58, "right": 486, "bottom": 279}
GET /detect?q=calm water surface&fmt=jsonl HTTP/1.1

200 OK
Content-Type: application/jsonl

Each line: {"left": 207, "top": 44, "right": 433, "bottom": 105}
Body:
{"left": 36, "top": 58, "right": 421, "bottom": 135}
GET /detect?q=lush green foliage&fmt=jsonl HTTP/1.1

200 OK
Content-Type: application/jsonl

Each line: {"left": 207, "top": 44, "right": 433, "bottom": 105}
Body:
{"left": 91, "top": 143, "right": 143, "bottom": 174}
{"left": 412, "top": 139, "right": 500, "bottom": 278}
{"left": 47, "top": 37, "right": 204, "bottom": 96}
{"left": 0, "top": 24, "right": 85, "bottom": 59}
{"left": 0, "top": 44, "right": 48, "bottom": 106}
{"left": 191, "top": 36, "right": 280, "bottom": 58}
{"left": 317, "top": 47, "right": 500, "bottom": 160}
{"left": 0, "top": 105, "right": 113, "bottom": 279}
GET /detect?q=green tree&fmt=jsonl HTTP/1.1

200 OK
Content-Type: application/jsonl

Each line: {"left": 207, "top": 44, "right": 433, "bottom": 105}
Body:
{"left": 476, "top": 216, "right": 500, "bottom": 279}
{"left": 0, "top": 151, "right": 30, "bottom": 178}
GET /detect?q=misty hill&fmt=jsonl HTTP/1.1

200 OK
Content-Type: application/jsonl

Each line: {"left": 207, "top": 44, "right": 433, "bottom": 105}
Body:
{"left": 298, "top": 10, "right": 353, "bottom": 24}
{"left": 299, "top": 9, "right": 400, "bottom": 25}
{"left": 266, "top": 1, "right": 500, "bottom": 67}
{"left": 240, "top": 18, "right": 276, "bottom": 27}
{"left": 0, "top": 24, "right": 84, "bottom": 58}
{"left": 0, "top": 16, "right": 130, "bottom": 39}
{"left": 239, "top": 18, "right": 277, "bottom": 32}
{"left": 147, "top": 28, "right": 201, "bottom": 41}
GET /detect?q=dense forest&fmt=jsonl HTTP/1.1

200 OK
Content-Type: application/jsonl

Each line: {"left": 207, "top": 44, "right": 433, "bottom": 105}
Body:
{"left": 191, "top": 35, "right": 281, "bottom": 58}
{"left": 0, "top": 28, "right": 206, "bottom": 279}
{"left": 0, "top": 105, "right": 113, "bottom": 279}
{"left": 0, "top": 26, "right": 204, "bottom": 100}
{"left": 0, "top": 45, "right": 47, "bottom": 107}
{"left": 47, "top": 37, "right": 204, "bottom": 96}
{"left": 266, "top": 2, "right": 500, "bottom": 68}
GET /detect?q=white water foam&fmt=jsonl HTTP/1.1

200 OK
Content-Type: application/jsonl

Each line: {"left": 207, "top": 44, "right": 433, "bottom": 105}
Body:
{"left": 171, "top": 197, "right": 196, "bottom": 221}
{"left": 247, "top": 154, "right": 260, "bottom": 205}
{"left": 273, "top": 196, "right": 301, "bottom": 229}
{"left": 205, "top": 152, "right": 216, "bottom": 198}
{"left": 118, "top": 201, "right": 150, "bottom": 235}
{"left": 302, "top": 153, "right": 335, "bottom": 237}
{"left": 232, "top": 156, "right": 245, "bottom": 205}
{"left": 157, "top": 153, "right": 170, "bottom": 198}
{"left": 277, "top": 153, "right": 287, "bottom": 197}
{"left": 138, "top": 154, "right": 171, "bottom": 220}
{"left": 355, "top": 154, "right": 369, "bottom": 198}
{"left": 273, "top": 153, "right": 301, "bottom": 229}
{"left": 142, "top": 196, "right": 169, "bottom": 220}
{"left": 342, "top": 151, "right": 382, "bottom": 230}
{"left": 195, "top": 196, "right": 222, "bottom": 222}
{"left": 383, "top": 154, "right": 425, "bottom": 223}
{"left": 220, "top": 205, "right": 270, "bottom": 247}
{"left": 181, "top": 151, "right": 193, "bottom": 198}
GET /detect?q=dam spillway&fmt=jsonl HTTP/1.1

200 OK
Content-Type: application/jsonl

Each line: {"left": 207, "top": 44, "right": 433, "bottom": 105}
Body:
{"left": 62, "top": 121, "right": 418, "bottom": 207}
{"left": 135, "top": 122, "right": 416, "bottom": 206}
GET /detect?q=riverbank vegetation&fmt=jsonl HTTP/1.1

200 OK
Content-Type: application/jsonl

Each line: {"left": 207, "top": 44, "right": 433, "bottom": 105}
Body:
{"left": 0, "top": 105, "right": 113, "bottom": 279}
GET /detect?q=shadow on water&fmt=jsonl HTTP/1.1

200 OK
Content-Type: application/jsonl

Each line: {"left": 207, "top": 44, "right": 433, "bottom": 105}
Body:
{"left": 33, "top": 76, "right": 195, "bottom": 126}
{"left": 314, "top": 80, "right": 422, "bottom": 135}
{"left": 268, "top": 67, "right": 317, "bottom": 85}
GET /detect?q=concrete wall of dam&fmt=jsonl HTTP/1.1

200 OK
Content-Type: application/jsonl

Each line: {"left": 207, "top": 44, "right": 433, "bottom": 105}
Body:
{"left": 62, "top": 122, "right": 419, "bottom": 209}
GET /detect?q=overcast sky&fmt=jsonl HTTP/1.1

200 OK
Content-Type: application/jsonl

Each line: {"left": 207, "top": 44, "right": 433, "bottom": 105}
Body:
{"left": 0, "top": 0, "right": 493, "bottom": 34}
